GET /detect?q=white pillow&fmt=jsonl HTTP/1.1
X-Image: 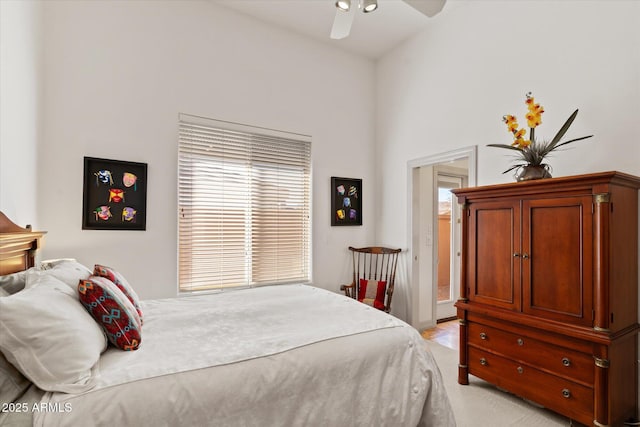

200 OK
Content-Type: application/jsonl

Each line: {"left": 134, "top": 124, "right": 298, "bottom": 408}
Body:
{"left": 0, "top": 268, "right": 37, "bottom": 295}
{"left": 40, "top": 258, "right": 81, "bottom": 268}
{"left": 27, "top": 260, "right": 91, "bottom": 295}
{"left": 0, "top": 350, "right": 31, "bottom": 404}
{"left": 0, "top": 274, "right": 107, "bottom": 393}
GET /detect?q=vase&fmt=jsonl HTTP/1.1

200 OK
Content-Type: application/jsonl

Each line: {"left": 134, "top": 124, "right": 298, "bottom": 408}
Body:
{"left": 515, "top": 164, "right": 552, "bottom": 182}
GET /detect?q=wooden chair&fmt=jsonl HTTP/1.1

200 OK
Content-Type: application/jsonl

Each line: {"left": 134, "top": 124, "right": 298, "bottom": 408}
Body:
{"left": 340, "top": 246, "right": 401, "bottom": 313}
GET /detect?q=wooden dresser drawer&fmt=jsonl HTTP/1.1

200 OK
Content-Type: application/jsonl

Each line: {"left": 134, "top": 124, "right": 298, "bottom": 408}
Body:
{"left": 468, "top": 347, "right": 594, "bottom": 425}
{"left": 468, "top": 322, "right": 593, "bottom": 385}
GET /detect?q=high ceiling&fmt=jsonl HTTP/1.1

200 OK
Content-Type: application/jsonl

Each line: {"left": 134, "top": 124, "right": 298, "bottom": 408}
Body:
{"left": 213, "top": 0, "right": 444, "bottom": 60}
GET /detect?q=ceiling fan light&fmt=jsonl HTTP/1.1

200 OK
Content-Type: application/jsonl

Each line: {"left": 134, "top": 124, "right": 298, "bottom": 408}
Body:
{"left": 362, "top": 0, "right": 378, "bottom": 13}
{"left": 336, "top": 0, "right": 351, "bottom": 12}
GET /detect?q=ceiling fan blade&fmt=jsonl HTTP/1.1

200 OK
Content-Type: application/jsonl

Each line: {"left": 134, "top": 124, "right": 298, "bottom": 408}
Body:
{"left": 330, "top": 7, "right": 356, "bottom": 40}
{"left": 402, "top": 0, "right": 446, "bottom": 17}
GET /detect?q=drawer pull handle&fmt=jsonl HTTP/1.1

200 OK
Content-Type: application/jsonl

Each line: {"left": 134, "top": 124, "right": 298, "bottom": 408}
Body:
{"left": 562, "top": 357, "right": 571, "bottom": 367}
{"left": 517, "top": 366, "right": 524, "bottom": 374}
{"left": 522, "top": 253, "right": 529, "bottom": 259}
{"left": 479, "top": 332, "right": 487, "bottom": 340}
{"left": 517, "top": 338, "right": 524, "bottom": 346}
{"left": 480, "top": 358, "right": 487, "bottom": 366}
{"left": 513, "top": 253, "right": 520, "bottom": 257}
{"left": 562, "top": 389, "right": 571, "bottom": 398}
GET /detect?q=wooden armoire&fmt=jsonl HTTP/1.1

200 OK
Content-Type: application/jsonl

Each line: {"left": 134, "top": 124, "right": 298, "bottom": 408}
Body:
{"left": 453, "top": 171, "right": 640, "bottom": 426}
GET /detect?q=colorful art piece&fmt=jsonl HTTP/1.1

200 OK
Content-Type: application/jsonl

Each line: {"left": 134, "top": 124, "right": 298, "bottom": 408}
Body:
{"left": 331, "top": 177, "right": 362, "bottom": 226}
{"left": 82, "top": 157, "right": 147, "bottom": 230}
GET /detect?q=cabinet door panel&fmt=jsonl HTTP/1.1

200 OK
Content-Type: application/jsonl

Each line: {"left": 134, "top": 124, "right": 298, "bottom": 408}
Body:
{"left": 468, "top": 201, "right": 520, "bottom": 310}
{"left": 522, "top": 196, "right": 593, "bottom": 326}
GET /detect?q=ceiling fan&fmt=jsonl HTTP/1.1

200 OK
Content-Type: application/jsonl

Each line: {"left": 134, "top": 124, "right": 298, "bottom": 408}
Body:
{"left": 330, "top": 0, "right": 447, "bottom": 40}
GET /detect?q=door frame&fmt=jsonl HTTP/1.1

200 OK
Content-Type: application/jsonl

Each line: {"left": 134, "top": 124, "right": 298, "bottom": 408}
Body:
{"left": 406, "top": 146, "right": 477, "bottom": 331}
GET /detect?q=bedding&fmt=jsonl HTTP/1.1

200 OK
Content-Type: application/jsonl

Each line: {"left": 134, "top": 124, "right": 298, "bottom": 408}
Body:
{"left": 33, "top": 260, "right": 92, "bottom": 295}
{"left": 0, "top": 216, "right": 453, "bottom": 427}
{"left": 0, "top": 269, "right": 32, "bottom": 295}
{"left": 0, "top": 273, "right": 107, "bottom": 393}
{"left": 2, "top": 284, "right": 454, "bottom": 427}
{"left": 0, "top": 352, "right": 31, "bottom": 406}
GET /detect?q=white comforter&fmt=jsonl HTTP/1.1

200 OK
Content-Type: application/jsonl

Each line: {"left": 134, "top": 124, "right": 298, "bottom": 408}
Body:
{"left": 34, "top": 285, "right": 454, "bottom": 426}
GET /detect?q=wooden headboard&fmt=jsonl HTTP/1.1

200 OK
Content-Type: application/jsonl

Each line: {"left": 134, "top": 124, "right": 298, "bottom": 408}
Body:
{"left": 0, "top": 211, "right": 46, "bottom": 275}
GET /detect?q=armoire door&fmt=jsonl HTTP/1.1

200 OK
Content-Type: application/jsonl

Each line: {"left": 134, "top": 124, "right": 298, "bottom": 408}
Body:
{"left": 521, "top": 196, "right": 594, "bottom": 326}
{"left": 467, "top": 199, "right": 521, "bottom": 311}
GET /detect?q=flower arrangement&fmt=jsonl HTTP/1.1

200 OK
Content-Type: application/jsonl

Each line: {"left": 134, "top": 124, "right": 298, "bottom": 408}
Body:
{"left": 488, "top": 92, "right": 593, "bottom": 179}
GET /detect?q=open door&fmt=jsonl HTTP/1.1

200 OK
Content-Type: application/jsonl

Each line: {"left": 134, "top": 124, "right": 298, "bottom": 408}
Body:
{"left": 435, "top": 172, "right": 465, "bottom": 321}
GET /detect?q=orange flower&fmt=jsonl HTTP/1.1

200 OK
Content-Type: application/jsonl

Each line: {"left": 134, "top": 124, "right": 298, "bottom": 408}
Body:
{"left": 503, "top": 115, "right": 517, "bottom": 124}
{"left": 525, "top": 112, "right": 541, "bottom": 128}
{"left": 514, "top": 128, "right": 526, "bottom": 139}
{"left": 525, "top": 92, "right": 544, "bottom": 128}
{"left": 503, "top": 115, "right": 519, "bottom": 133}
{"left": 511, "top": 138, "right": 531, "bottom": 149}
{"left": 529, "top": 103, "right": 544, "bottom": 114}
{"left": 525, "top": 91, "right": 534, "bottom": 103}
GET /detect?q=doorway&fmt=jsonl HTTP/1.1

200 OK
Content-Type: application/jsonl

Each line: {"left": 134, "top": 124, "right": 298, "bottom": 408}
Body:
{"left": 435, "top": 170, "right": 466, "bottom": 320}
{"left": 408, "top": 146, "right": 476, "bottom": 331}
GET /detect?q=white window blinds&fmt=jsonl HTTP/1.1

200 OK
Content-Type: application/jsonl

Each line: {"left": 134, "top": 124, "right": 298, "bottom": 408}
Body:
{"left": 178, "top": 114, "right": 312, "bottom": 292}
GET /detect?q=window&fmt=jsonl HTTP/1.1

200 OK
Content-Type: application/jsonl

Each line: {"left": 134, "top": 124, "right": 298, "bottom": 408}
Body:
{"left": 178, "top": 114, "right": 312, "bottom": 292}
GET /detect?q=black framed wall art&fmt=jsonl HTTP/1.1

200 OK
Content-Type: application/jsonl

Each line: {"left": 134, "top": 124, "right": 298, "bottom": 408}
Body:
{"left": 331, "top": 176, "right": 362, "bottom": 226}
{"left": 82, "top": 157, "right": 148, "bottom": 230}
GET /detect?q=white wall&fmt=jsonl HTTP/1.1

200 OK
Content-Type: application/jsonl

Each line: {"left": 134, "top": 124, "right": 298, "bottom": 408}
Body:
{"left": 36, "top": 0, "right": 376, "bottom": 299}
{"left": 0, "top": 0, "right": 42, "bottom": 227}
{"left": 5, "top": 0, "right": 639, "bottom": 324}
{"left": 376, "top": 0, "right": 640, "bottom": 321}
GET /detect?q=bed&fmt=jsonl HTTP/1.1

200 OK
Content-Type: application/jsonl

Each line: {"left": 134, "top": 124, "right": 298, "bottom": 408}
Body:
{"left": 0, "top": 212, "right": 455, "bottom": 427}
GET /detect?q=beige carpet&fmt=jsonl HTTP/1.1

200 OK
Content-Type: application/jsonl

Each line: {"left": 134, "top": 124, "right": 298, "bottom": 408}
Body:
{"left": 426, "top": 341, "right": 571, "bottom": 426}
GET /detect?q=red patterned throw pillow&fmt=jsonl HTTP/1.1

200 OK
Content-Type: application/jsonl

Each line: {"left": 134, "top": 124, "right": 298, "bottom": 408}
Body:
{"left": 93, "top": 265, "right": 143, "bottom": 324}
{"left": 78, "top": 276, "right": 142, "bottom": 351}
{"left": 358, "top": 278, "right": 387, "bottom": 310}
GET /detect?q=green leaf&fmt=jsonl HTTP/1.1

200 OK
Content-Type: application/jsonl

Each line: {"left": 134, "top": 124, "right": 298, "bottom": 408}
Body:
{"left": 502, "top": 164, "right": 525, "bottom": 174}
{"left": 487, "top": 144, "right": 523, "bottom": 152}
{"left": 552, "top": 135, "right": 593, "bottom": 149}
{"left": 548, "top": 109, "right": 579, "bottom": 150}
